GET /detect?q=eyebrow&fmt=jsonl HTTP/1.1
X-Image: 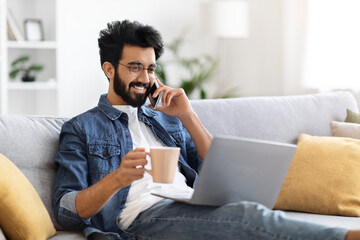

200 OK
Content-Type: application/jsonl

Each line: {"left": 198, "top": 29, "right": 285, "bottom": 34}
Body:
{"left": 127, "top": 61, "right": 157, "bottom": 67}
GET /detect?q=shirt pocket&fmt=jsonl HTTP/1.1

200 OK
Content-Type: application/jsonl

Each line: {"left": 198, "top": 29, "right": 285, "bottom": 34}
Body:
{"left": 88, "top": 143, "right": 121, "bottom": 174}
{"left": 168, "top": 130, "right": 185, "bottom": 148}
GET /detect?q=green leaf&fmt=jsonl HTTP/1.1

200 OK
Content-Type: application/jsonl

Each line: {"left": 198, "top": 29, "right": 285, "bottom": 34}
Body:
{"left": 11, "top": 56, "right": 29, "bottom": 66}
{"left": 180, "top": 79, "right": 196, "bottom": 96}
{"left": 9, "top": 69, "right": 20, "bottom": 79}
{"left": 200, "top": 89, "right": 207, "bottom": 99}
{"left": 158, "top": 32, "right": 220, "bottom": 99}
{"left": 27, "top": 65, "right": 43, "bottom": 72}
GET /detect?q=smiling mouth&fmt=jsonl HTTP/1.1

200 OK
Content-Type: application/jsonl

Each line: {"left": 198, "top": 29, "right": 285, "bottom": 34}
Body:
{"left": 133, "top": 85, "right": 146, "bottom": 92}
{"left": 130, "top": 82, "right": 150, "bottom": 94}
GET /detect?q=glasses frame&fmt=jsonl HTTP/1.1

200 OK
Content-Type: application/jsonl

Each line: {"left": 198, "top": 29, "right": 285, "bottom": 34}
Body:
{"left": 118, "top": 62, "right": 159, "bottom": 80}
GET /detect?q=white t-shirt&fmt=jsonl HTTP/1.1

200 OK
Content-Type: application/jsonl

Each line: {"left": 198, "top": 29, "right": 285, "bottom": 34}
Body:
{"left": 114, "top": 106, "right": 193, "bottom": 230}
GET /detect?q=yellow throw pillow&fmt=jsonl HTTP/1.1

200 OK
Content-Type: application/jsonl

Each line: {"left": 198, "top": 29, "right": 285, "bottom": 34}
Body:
{"left": 274, "top": 134, "right": 360, "bottom": 216}
{"left": 0, "top": 154, "right": 56, "bottom": 240}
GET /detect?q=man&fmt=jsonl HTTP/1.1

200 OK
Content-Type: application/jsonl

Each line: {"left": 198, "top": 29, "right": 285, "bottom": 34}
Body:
{"left": 52, "top": 20, "right": 360, "bottom": 240}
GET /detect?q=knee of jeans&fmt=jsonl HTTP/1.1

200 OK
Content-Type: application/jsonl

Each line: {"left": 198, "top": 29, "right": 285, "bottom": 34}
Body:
{"left": 229, "top": 201, "right": 284, "bottom": 218}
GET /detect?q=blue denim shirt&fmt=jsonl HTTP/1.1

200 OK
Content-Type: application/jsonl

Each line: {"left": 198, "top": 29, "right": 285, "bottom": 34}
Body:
{"left": 51, "top": 94, "right": 202, "bottom": 238}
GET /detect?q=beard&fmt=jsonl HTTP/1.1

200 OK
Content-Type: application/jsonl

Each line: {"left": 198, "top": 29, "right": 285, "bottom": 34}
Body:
{"left": 113, "top": 71, "right": 150, "bottom": 107}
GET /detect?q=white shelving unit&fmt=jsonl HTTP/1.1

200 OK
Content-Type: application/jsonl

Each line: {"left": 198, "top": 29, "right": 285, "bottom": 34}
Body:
{"left": 0, "top": 0, "right": 59, "bottom": 115}
{"left": 7, "top": 41, "right": 57, "bottom": 49}
{"left": 8, "top": 81, "right": 58, "bottom": 90}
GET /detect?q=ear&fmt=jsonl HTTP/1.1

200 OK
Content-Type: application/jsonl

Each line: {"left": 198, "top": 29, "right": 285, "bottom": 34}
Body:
{"left": 102, "top": 62, "right": 115, "bottom": 80}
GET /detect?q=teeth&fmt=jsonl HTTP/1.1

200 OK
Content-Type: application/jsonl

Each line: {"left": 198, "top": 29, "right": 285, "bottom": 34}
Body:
{"left": 134, "top": 86, "right": 144, "bottom": 90}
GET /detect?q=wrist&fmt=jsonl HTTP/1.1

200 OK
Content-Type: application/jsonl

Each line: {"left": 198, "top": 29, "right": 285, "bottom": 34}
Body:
{"left": 109, "top": 169, "right": 126, "bottom": 190}
{"left": 179, "top": 110, "right": 198, "bottom": 127}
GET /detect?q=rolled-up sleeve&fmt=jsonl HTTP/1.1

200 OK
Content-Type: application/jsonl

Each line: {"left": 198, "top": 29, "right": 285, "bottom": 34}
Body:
{"left": 184, "top": 125, "right": 203, "bottom": 173}
{"left": 51, "top": 121, "right": 91, "bottom": 228}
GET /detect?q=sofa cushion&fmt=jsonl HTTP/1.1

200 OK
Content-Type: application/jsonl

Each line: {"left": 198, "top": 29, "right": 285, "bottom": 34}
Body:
{"left": 283, "top": 211, "right": 360, "bottom": 229}
{"left": 330, "top": 121, "right": 360, "bottom": 139}
{"left": 274, "top": 134, "right": 360, "bottom": 216}
{"left": 0, "top": 154, "right": 56, "bottom": 240}
{"left": 0, "top": 116, "right": 67, "bottom": 230}
{"left": 48, "top": 231, "right": 86, "bottom": 239}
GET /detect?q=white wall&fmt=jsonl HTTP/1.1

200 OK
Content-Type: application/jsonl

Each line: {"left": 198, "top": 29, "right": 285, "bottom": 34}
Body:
{"left": 218, "top": 0, "right": 283, "bottom": 97}
{"left": 57, "top": 0, "right": 289, "bottom": 117}
{"left": 57, "top": 0, "right": 213, "bottom": 117}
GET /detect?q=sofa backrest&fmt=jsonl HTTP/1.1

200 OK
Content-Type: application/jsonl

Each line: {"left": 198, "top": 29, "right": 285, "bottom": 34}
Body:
{"left": 191, "top": 91, "right": 358, "bottom": 144}
{"left": 0, "top": 116, "right": 67, "bottom": 230}
{"left": 0, "top": 91, "right": 357, "bottom": 230}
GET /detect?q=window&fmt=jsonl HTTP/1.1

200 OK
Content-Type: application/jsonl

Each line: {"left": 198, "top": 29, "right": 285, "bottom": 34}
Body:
{"left": 302, "top": 0, "right": 360, "bottom": 89}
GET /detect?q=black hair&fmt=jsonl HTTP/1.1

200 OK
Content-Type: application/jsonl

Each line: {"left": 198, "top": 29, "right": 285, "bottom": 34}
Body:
{"left": 98, "top": 20, "right": 164, "bottom": 74}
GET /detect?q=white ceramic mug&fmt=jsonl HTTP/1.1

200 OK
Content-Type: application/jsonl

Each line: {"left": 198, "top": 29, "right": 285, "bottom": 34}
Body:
{"left": 146, "top": 147, "right": 180, "bottom": 183}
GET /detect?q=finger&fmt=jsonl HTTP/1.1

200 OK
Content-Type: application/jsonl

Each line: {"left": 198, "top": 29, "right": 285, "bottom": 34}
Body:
{"left": 125, "top": 152, "right": 147, "bottom": 161}
{"left": 129, "top": 167, "right": 146, "bottom": 176}
{"left": 161, "top": 89, "right": 171, "bottom": 106}
{"left": 123, "top": 148, "right": 146, "bottom": 160}
{"left": 122, "top": 165, "right": 146, "bottom": 174}
{"left": 148, "top": 104, "right": 165, "bottom": 113}
{"left": 126, "top": 149, "right": 147, "bottom": 157}
{"left": 122, "top": 158, "right": 147, "bottom": 168}
{"left": 133, "top": 148, "right": 146, "bottom": 152}
{"left": 165, "top": 91, "right": 176, "bottom": 106}
{"left": 123, "top": 157, "right": 147, "bottom": 165}
{"left": 129, "top": 168, "right": 146, "bottom": 180}
{"left": 150, "top": 104, "right": 165, "bottom": 112}
{"left": 153, "top": 86, "right": 166, "bottom": 98}
{"left": 155, "top": 75, "right": 164, "bottom": 86}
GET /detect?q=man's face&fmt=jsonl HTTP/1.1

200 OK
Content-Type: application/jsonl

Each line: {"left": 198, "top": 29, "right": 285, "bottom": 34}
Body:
{"left": 113, "top": 45, "right": 156, "bottom": 107}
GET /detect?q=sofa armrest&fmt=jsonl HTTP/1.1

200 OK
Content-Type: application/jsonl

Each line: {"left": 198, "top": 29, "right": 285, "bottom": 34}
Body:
{"left": 0, "top": 227, "right": 6, "bottom": 240}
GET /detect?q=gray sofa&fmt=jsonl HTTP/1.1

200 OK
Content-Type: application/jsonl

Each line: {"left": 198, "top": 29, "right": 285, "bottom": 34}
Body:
{"left": 1, "top": 91, "right": 360, "bottom": 239}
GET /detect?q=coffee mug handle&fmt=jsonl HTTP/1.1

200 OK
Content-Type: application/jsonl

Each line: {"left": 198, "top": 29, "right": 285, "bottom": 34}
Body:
{"left": 145, "top": 168, "right": 153, "bottom": 176}
{"left": 144, "top": 152, "right": 153, "bottom": 176}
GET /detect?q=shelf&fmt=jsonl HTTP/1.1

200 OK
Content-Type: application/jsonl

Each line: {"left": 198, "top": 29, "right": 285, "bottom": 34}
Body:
{"left": 1, "top": 0, "right": 59, "bottom": 115}
{"left": 7, "top": 41, "right": 57, "bottom": 49}
{"left": 8, "top": 81, "right": 57, "bottom": 90}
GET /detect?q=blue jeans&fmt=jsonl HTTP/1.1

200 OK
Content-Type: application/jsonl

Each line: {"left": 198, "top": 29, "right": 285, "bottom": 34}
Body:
{"left": 121, "top": 200, "right": 348, "bottom": 240}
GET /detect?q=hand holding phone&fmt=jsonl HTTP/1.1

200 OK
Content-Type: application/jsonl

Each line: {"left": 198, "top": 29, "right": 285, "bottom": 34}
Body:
{"left": 148, "top": 80, "right": 162, "bottom": 109}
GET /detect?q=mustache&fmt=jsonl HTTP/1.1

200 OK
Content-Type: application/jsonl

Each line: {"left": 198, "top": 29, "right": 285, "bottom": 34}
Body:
{"left": 129, "top": 82, "right": 150, "bottom": 88}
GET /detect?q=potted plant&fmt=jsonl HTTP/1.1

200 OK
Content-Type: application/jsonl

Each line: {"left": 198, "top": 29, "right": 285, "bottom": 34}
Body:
{"left": 9, "top": 56, "right": 43, "bottom": 82}
{"left": 156, "top": 35, "right": 240, "bottom": 99}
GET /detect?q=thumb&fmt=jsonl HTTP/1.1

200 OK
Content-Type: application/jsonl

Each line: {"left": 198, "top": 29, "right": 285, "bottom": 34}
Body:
{"left": 148, "top": 104, "right": 164, "bottom": 112}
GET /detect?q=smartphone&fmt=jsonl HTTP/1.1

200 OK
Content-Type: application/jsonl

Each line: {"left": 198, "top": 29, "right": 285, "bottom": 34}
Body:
{"left": 148, "top": 80, "right": 162, "bottom": 109}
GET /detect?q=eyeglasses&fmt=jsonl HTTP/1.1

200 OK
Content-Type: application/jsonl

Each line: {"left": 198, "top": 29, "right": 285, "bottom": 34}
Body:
{"left": 118, "top": 62, "right": 159, "bottom": 80}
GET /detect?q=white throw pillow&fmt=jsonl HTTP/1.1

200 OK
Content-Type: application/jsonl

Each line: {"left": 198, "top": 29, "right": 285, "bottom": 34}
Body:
{"left": 330, "top": 121, "right": 360, "bottom": 139}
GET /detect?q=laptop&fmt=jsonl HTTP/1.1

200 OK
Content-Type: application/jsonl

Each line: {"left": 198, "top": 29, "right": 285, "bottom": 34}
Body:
{"left": 151, "top": 135, "right": 297, "bottom": 208}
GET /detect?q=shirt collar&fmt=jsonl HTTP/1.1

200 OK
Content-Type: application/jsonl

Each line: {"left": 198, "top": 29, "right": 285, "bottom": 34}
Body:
{"left": 97, "top": 94, "right": 156, "bottom": 120}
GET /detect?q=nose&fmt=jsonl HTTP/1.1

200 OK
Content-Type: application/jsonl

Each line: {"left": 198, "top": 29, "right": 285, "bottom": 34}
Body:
{"left": 138, "top": 69, "right": 151, "bottom": 83}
